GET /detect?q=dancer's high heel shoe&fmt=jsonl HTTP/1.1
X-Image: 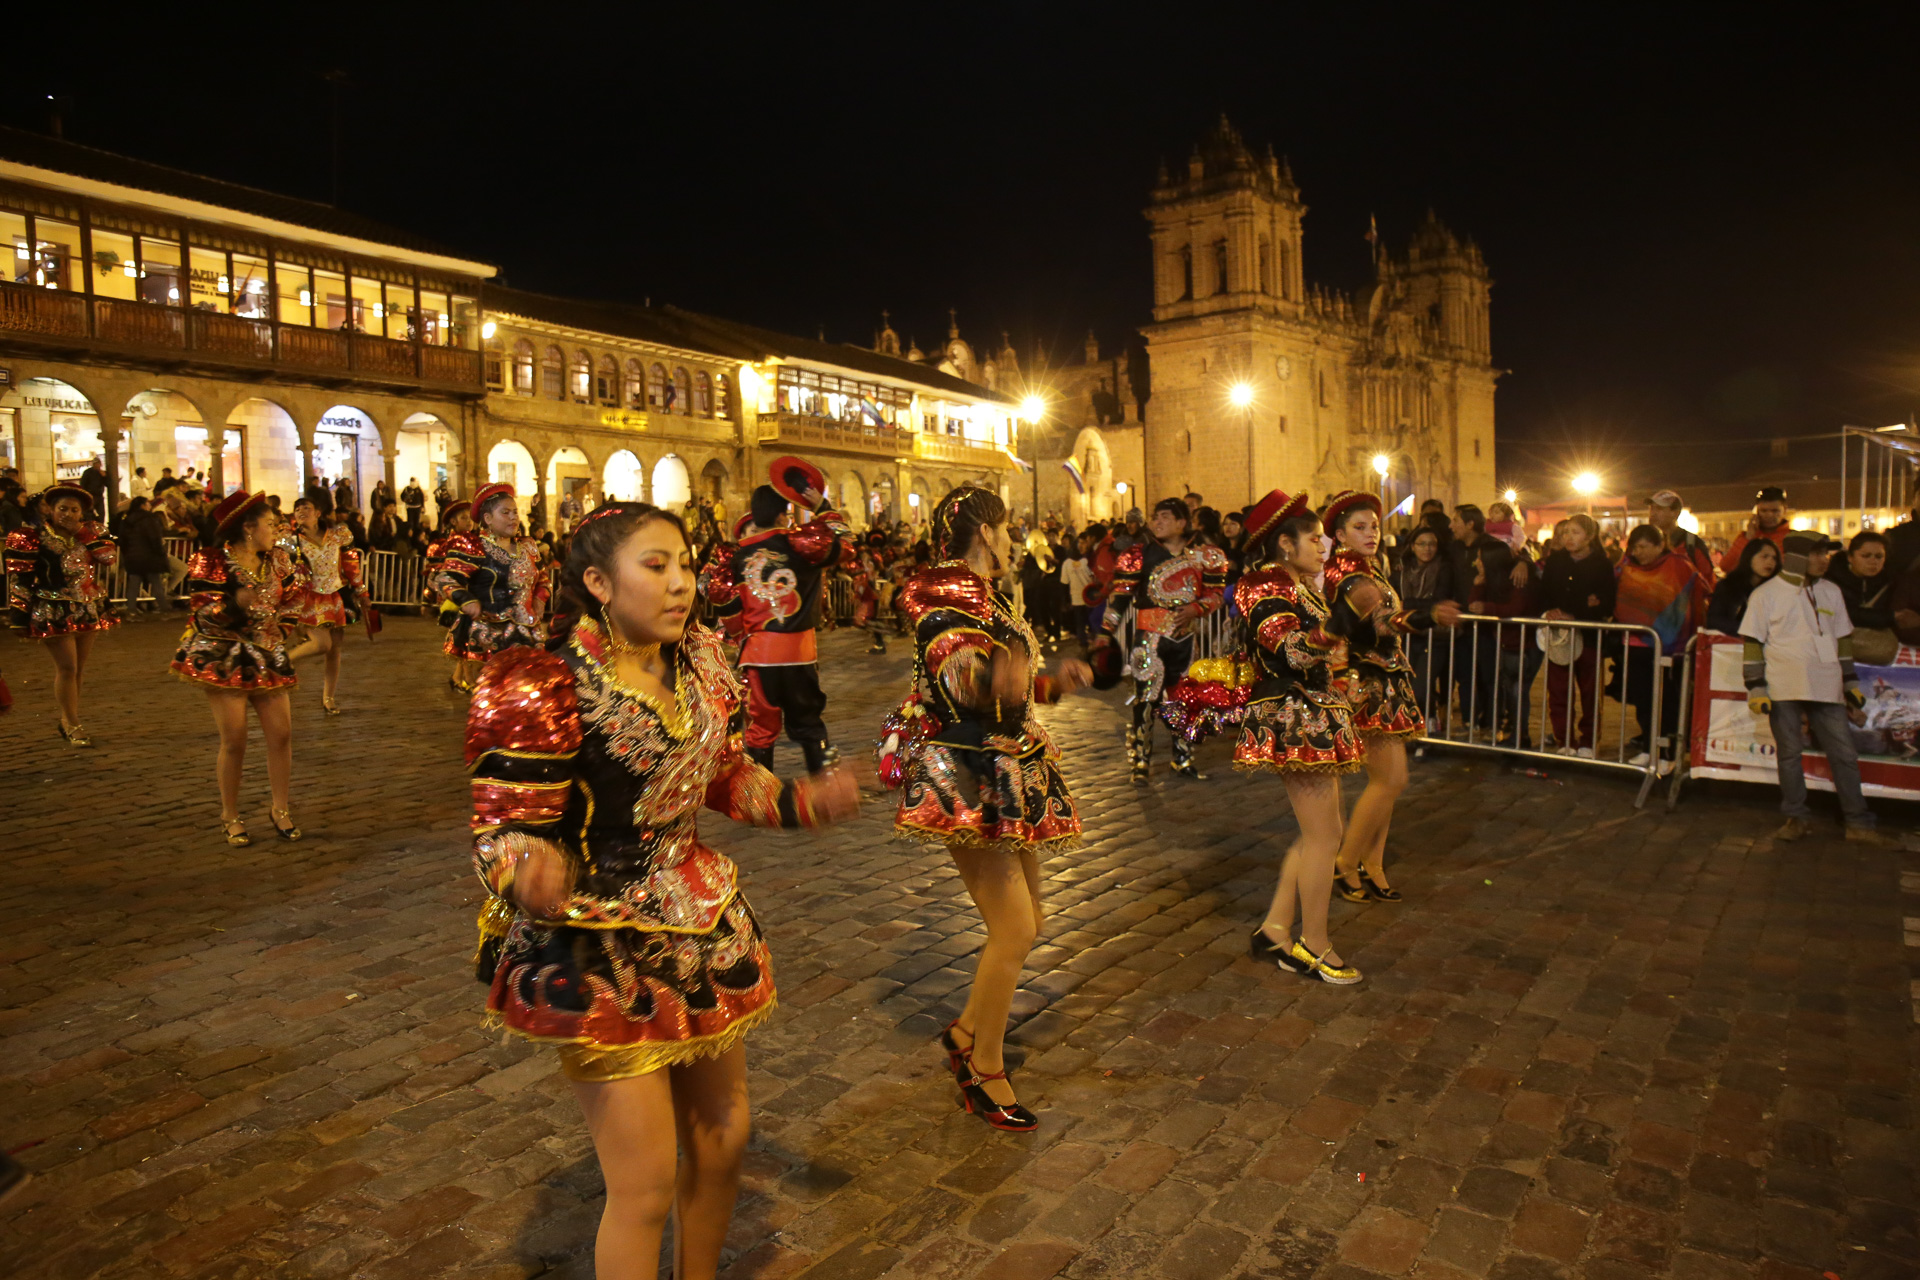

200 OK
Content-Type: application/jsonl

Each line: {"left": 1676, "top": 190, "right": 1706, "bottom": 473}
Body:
{"left": 222, "top": 817, "right": 251, "bottom": 847}
{"left": 270, "top": 808, "right": 303, "bottom": 841}
{"left": 57, "top": 722, "right": 93, "bottom": 748}
{"left": 1333, "top": 869, "right": 1369, "bottom": 903}
{"left": 321, "top": 695, "right": 341, "bottom": 716}
{"left": 1359, "top": 868, "right": 1402, "bottom": 902}
{"left": 958, "top": 1061, "right": 1039, "bottom": 1133}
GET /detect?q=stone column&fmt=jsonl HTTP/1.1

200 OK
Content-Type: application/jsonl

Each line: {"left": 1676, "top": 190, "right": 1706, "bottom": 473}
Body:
{"left": 205, "top": 425, "right": 224, "bottom": 497}
{"left": 382, "top": 444, "right": 400, "bottom": 513}
{"left": 102, "top": 415, "right": 128, "bottom": 511}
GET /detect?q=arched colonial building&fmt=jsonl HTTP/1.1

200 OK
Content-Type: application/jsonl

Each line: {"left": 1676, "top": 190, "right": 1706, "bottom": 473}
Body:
{"left": 0, "top": 124, "right": 490, "bottom": 516}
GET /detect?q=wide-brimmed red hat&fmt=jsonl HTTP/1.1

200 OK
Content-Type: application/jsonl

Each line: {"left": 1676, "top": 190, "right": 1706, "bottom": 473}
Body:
{"left": 440, "top": 498, "right": 472, "bottom": 521}
{"left": 768, "top": 455, "right": 826, "bottom": 506}
{"left": 472, "top": 482, "right": 514, "bottom": 516}
{"left": 1243, "top": 488, "right": 1311, "bottom": 547}
{"left": 210, "top": 489, "right": 271, "bottom": 543}
{"left": 1321, "top": 489, "right": 1381, "bottom": 533}
{"left": 38, "top": 482, "right": 95, "bottom": 517}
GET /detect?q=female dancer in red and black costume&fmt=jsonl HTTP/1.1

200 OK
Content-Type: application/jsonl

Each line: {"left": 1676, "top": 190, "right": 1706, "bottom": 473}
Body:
{"left": 283, "top": 492, "right": 366, "bottom": 715}
{"left": 424, "top": 498, "right": 472, "bottom": 619}
{"left": 1321, "top": 491, "right": 1459, "bottom": 904}
{"left": 4, "top": 482, "right": 118, "bottom": 745}
{"left": 465, "top": 502, "right": 857, "bottom": 1279}
{"left": 171, "top": 490, "right": 305, "bottom": 846}
{"left": 889, "top": 485, "right": 1090, "bottom": 1130}
{"left": 443, "top": 483, "right": 548, "bottom": 692}
{"left": 1234, "top": 489, "right": 1366, "bottom": 985}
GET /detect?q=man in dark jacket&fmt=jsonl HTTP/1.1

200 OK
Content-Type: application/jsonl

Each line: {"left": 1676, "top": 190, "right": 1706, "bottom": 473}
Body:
{"left": 79, "top": 459, "right": 108, "bottom": 512}
{"left": 119, "top": 497, "right": 172, "bottom": 613}
{"left": 401, "top": 478, "right": 426, "bottom": 535}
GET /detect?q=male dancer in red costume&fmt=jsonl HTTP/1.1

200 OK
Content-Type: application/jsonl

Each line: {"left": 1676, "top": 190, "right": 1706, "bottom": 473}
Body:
{"left": 1091, "top": 496, "right": 1229, "bottom": 782}
{"left": 708, "top": 457, "right": 851, "bottom": 771}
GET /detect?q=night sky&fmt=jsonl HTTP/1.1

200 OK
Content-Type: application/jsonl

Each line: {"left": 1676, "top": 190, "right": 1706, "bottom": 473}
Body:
{"left": 10, "top": 8, "right": 1920, "bottom": 496}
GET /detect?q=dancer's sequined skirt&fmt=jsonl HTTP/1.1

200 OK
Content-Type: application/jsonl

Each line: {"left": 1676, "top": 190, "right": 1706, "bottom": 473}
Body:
{"left": 483, "top": 893, "right": 774, "bottom": 1081}
{"left": 895, "top": 738, "right": 1080, "bottom": 851}
{"left": 1234, "top": 692, "right": 1366, "bottom": 774}
{"left": 446, "top": 613, "right": 546, "bottom": 661}
{"left": 1344, "top": 664, "right": 1425, "bottom": 738}
{"left": 171, "top": 633, "right": 297, "bottom": 691}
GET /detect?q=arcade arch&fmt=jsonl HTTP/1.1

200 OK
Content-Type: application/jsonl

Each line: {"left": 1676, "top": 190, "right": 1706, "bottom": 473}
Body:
{"left": 546, "top": 446, "right": 592, "bottom": 530}
{"left": 604, "top": 449, "right": 645, "bottom": 502}
{"left": 651, "top": 453, "right": 691, "bottom": 508}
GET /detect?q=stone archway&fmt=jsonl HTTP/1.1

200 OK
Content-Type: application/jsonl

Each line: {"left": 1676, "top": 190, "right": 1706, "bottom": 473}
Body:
{"left": 226, "top": 396, "right": 302, "bottom": 502}
{"left": 652, "top": 453, "right": 692, "bottom": 508}
{"left": 396, "top": 411, "right": 458, "bottom": 525}
{"left": 545, "top": 446, "right": 591, "bottom": 531}
{"left": 604, "top": 449, "right": 646, "bottom": 502}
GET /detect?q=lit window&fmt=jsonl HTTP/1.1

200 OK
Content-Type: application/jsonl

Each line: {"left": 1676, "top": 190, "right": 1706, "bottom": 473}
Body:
{"left": 542, "top": 346, "right": 564, "bottom": 398}
{"left": 513, "top": 340, "right": 535, "bottom": 394}
{"left": 647, "top": 363, "right": 667, "bottom": 409}
{"left": 671, "top": 367, "right": 691, "bottom": 414}
{"left": 569, "top": 349, "right": 592, "bottom": 401}
{"left": 624, "top": 358, "right": 643, "bottom": 408}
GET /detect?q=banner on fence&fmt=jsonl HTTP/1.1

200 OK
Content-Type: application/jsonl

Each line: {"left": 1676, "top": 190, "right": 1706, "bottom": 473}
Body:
{"left": 1689, "top": 631, "right": 1920, "bottom": 800}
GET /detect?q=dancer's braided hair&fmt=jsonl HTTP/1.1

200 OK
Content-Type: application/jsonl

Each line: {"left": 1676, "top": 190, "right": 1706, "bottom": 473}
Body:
{"left": 930, "top": 484, "right": 1007, "bottom": 561}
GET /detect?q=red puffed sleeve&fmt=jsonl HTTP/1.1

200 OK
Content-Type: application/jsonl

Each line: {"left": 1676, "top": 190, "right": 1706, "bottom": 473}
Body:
{"left": 467, "top": 646, "right": 582, "bottom": 900}
{"left": 82, "top": 522, "right": 118, "bottom": 570}
{"left": 182, "top": 548, "right": 240, "bottom": 634}
{"left": 442, "top": 532, "right": 485, "bottom": 607}
{"left": 5, "top": 528, "right": 41, "bottom": 632}
{"left": 785, "top": 508, "right": 850, "bottom": 566}
{"left": 701, "top": 546, "right": 744, "bottom": 639}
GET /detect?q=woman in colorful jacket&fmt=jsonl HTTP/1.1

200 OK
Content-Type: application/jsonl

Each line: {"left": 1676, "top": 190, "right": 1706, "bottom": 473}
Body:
{"left": 1234, "top": 489, "right": 1368, "bottom": 986}
{"left": 465, "top": 501, "right": 857, "bottom": 1279}
{"left": 3, "top": 481, "right": 118, "bottom": 745}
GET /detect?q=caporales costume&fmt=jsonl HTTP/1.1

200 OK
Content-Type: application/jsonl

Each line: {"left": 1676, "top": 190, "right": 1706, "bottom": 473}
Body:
{"left": 1099, "top": 531, "right": 1229, "bottom": 780}
{"left": 171, "top": 495, "right": 303, "bottom": 692}
{"left": 4, "top": 487, "right": 119, "bottom": 639}
{"left": 1232, "top": 491, "right": 1365, "bottom": 775}
{"left": 466, "top": 618, "right": 840, "bottom": 1080}
{"left": 888, "top": 561, "right": 1081, "bottom": 850}
{"left": 443, "top": 484, "right": 549, "bottom": 668}
{"left": 706, "top": 460, "right": 850, "bottom": 771}
{"left": 1321, "top": 490, "right": 1437, "bottom": 738}
{"left": 424, "top": 499, "right": 472, "bottom": 629}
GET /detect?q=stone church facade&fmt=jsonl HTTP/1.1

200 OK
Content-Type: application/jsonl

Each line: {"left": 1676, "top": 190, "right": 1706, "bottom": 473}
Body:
{"left": 1026, "top": 117, "right": 1496, "bottom": 525}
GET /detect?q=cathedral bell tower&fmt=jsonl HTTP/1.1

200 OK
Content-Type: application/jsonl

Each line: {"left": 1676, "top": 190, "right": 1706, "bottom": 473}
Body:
{"left": 1146, "top": 115, "right": 1305, "bottom": 323}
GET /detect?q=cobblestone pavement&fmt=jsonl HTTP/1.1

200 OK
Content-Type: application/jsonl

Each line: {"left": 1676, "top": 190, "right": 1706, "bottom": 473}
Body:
{"left": 2, "top": 616, "right": 1917, "bottom": 1280}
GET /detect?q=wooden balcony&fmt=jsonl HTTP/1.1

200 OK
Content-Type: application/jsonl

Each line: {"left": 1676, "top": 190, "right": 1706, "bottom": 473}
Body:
{"left": 0, "top": 278, "right": 485, "bottom": 395}
{"left": 756, "top": 412, "right": 910, "bottom": 457}
{"left": 755, "top": 412, "right": 1013, "bottom": 471}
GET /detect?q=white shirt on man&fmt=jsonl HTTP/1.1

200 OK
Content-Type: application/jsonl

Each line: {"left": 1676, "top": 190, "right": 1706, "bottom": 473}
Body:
{"left": 1738, "top": 575, "right": 1849, "bottom": 704}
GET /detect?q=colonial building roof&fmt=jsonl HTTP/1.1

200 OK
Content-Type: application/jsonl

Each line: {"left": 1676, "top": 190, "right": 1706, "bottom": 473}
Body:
{"left": 664, "top": 307, "right": 1019, "bottom": 405}
{"left": 482, "top": 285, "right": 754, "bottom": 358}
{"left": 0, "top": 125, "right": 494, "bottom": 275}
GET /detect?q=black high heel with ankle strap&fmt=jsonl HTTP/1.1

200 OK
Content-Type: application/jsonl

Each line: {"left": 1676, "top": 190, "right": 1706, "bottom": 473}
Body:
{"left": 939, "top": 1019, "right": 973, "bottom": 1081}
{"left": 957, "top": 1061, "right": 1038, "bottom": 1133}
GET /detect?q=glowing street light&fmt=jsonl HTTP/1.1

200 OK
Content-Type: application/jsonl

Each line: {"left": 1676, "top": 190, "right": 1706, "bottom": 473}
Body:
{"left": 1572, "top": 471, "right": 1601, "bottom": 516}
{"left": 1228, "top": 382, "right": 1254, "bottom": 408}
{"left": 1503, "top": 488, "right": 1518, "bottom": 505}
{"left": 1371, "top": 454, "right": 1390, "bottom": 477}
{"left": 480, "top": 320, "right": 497, "bottom": 341}
{"left": 1020, "top": 395, "right": 1048, "bottom": 523}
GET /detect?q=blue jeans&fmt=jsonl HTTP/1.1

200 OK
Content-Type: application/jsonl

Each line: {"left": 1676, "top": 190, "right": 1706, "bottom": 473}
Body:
{"left": 1770, "top": 700, "right": 1874, "bottom": 827}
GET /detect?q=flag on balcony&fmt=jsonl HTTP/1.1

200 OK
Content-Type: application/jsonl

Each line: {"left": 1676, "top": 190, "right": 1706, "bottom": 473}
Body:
{"left": 1061, "top": 458, "right": 1086, "bottom": 494}
{"left": 1390, "top": 492, "right": 1416, "bottom": 517}
{"left": 1008, "top": 453, "right": 1032, "bottom": 473}
{"left": 860, "top": 397, "right": 887, "bottom": 426}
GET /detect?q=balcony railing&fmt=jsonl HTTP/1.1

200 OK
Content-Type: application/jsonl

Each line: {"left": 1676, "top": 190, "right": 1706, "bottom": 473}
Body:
{"left": 914, "top": 432, "right": 1011, "bottom": 469}
{"left": 0, "top": 278, "right": 483, "bottom": 391}
{"left": 757, "top": 412, "right": 911, "bottom": 457}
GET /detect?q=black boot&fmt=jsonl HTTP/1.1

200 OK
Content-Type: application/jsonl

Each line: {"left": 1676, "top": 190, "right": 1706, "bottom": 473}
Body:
{"left": 746, "top": 745, "right": 775, "bottom": 770}
{"left": 1128, "top": 724, "right": 1151, "bottom": 786}
{"left": 801, "top": 740, "right": 839, "bottom": 774}
{"left": 1170, "top": 736, "right": 1208, "bottom": 780}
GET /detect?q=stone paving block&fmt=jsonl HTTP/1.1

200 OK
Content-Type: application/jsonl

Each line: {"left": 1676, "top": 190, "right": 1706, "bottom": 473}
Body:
{"left": 4, "top": 620, "right": 1916, "bottom": 1280}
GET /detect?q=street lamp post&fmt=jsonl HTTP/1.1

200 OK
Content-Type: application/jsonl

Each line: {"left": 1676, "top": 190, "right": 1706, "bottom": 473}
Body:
{"left": 1230, "top": 382, "right": 1255, "bottom": 505}
{"left": 1021, "top": 395, "right": 1046, "bottom": 529}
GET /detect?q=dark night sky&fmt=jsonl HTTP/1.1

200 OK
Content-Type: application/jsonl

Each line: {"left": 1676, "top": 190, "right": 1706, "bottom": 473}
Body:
{"left": 12, "top": 6, "right": 1920, "bottom": 495}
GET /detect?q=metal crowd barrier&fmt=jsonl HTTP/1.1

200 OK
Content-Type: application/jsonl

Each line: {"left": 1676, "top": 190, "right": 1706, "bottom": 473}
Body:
{"left": 1410, "top": 614, "right": 1676, "bottom": 809}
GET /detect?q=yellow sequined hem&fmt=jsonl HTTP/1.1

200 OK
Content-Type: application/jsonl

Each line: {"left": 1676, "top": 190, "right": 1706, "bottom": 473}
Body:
{"left": 480, "top": 997, "right": 778, "bottom": 1080}
{"left": 892, "top": 819, "right": 1083, "bottom": 856}
{"left": 1232, "top": 758, "right": 1366, "bottom": 776}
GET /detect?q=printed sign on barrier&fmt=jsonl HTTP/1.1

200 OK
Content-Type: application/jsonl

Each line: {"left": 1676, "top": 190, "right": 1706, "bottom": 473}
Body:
{"left": 1689, "top": 631, "right": 1920, "bottom": 800}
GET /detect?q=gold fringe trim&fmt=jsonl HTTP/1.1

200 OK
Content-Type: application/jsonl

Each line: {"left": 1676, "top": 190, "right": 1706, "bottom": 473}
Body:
{"left": 893, "top": 818, "right": 1084, "bottom": 856}
{"left": 474, "top": 897, "right": 517, "bottom": 966}
{"left": 1232, "top": 757, "right": 1366, "bottom": 776}
{"left": 482, "top": 997, "right": 780, "bottom": 1080}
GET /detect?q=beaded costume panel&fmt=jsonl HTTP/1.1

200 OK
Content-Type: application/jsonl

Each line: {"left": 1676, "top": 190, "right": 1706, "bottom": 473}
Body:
{"left": 5, "top": 524, "right": 120, "bottom": 638}
{"left": 169, "top": 547, "right": 302, "bottom": 690}
{"left": 443, "top": 532, "right": 548, "bottom": 660}
{"left": 1232, "top": 566, "right": 1364, "bottom": 774}
{"left": 466, "top": 621, "right": 816, "bottom": 1075}
{"left": 893, "top": 563, "right": 1080, "bottom": 851}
